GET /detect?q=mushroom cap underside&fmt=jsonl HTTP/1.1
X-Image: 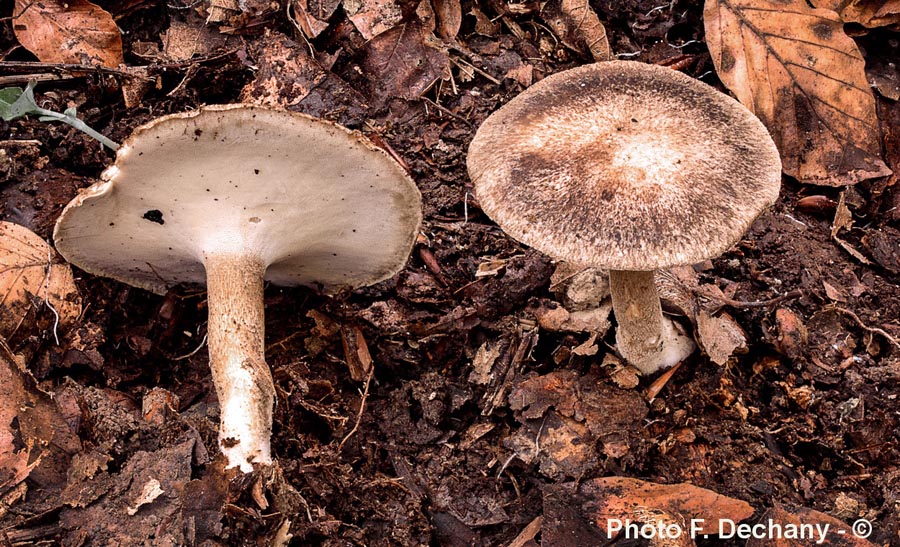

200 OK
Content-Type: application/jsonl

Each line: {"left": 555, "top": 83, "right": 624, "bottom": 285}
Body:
{"left": 467, "top": 61, "right": 782, "bottom": 271}
{"left": 54, "top": 105, "right": 422, "bottom": 294}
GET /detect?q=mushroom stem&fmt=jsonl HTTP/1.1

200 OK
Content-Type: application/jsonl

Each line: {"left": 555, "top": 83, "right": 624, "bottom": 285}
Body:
{"left": 609, "top": 269, "right": 695, "bottom": 374}
{"left": 204, "top": 253, "right": 274, "bottom": 472}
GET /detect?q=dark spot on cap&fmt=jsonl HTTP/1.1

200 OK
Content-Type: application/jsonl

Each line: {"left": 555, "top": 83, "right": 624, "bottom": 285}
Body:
{"left": 254, "top": 169, "right": 260, "bottom": 175}
{"left": 194, "top": 129, "right": 203, "bottom": 137}
{"left": 143, "top": 210, "right": 165, "bottom": 224}
{"left": 249, "top": 217, "right": 261, "bottom": 223}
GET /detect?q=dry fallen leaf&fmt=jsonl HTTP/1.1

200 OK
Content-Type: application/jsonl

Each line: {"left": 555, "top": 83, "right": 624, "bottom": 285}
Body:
{"left": 704, "top": 0, "right": 892, "bottom": 186}
{"left": 360, "top": 20, "right": 450, "bottom": 105}
{"left": 830, "top": 192, "right": 873, "bottom": 264}
{"left": 291, "top": 0, "right": 342, "bottom": 38}
{"left": 432, "top": 0, "right": 462, "bottom": 42}
{"left": 810, "top": 0, "right": 900, "bottom": 28}
{"left": 240, "top": 31, "right": 368, "bottom": 125}
{"left": 531, "top": 299, "right": 613, "bottom": 335}
{"left": 345, "top": 0, "right": 404, "bottom": 39}
{"left": 340, "top": 324, "right": 373, "bottom": 382}
{"left": 0, "top": 338, "right": 81, "bottom": 496}
{"left": 0, "top": 221, "right": 81, "bottom": 342}
{"left": 542, "top": 0, "right": 612, "bottom": 61}
{"left": 582, "top": 477, "right": 755, "bottom": 535}
{"left": 862, "top": 226, "right": 900, "bottom": 273}
{"left": 696, "top": 310, "right": 747, "bottom": 365}
{"left": 12, "top": 0, "right": 123, "bottom": 67}
{"left": 503, "top": 410, "right": 596, "bottom": 479}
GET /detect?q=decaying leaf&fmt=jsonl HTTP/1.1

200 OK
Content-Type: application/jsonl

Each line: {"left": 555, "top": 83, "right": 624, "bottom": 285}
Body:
{"left": 432, "top": 0, "right": 462, "bottom": 41}
{"left": 360, "top": 21, "right": 450, "bottom": 105}
{"left": 12, "top": 0, "right": 123, "bottom": 67}
{"left": 550, "top": 263, "right": 609, "bottom": 311}
{"left": 704, "top": 0, "right": 892, "bottom": 186}
{"left": 830, "top": 192, "right": 873, "bottom": 264}
{"left": 291, "top": 0, "right": 342, "bottom": 38}
{"left": 867, "top": 52, "right": 900, "bottom": 101}
{"left": 504, "top": 410, "right": 597, "bottom": 479}
{"left": 747, "top": 506, "right": 877, "bottom": 547}
{"left": 541, "top": 484, "right": 610, "bottom": 547}
{"left": 0, "top": 339, "right": 80, "bottom": 497}
{"left": 345, "top": 0, "right": 405, "bottom": 39}
{"left": 469, "top": 340, "right": 502, "bottom": 385}
{"left": 340, "top": 324, "right": 373, "bottom": 382}
{"left": 59, "top": 439, "right": 198, "bottom": 545}
{"left": 0, "top": 222, "right": 81, "bottom": 342}
{"left": 810, "top": 0, "right": 900, "bottom": 28}
{"left": 125, "top": 478, "right": 164, "bottom": 515}
{"left": 505, "top": 370, "right": 648, "bottom": 476}
{"left": 581, "top": 477, "right": 754, "bottom": 535}
{"left": 162, "top": 18, "right": 236, "bottom": 62}
{"left": 531, "top": 299, "right": 613, "bottom": 335}
{"left": 240, "top": 31, "right": 368, "bottom": 126}
{"left": 696, "top": 310, "right": 747, "bottom": 365}
{"left": 862, "top": 225, "right": 900, "bottom": 273}
{"left": 542, "top": 0, "right": 612, "bottom": 61}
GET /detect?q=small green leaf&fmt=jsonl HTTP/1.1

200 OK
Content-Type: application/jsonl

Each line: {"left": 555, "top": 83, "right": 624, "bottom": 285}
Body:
{"left": 0, "top": 82, "right": 41, "bottom": 122}
{"left": 0, "top": 87, "right": 23, "bottom": 106}
{"left": 0, "top": 81, "right": 120, "bottom": 150}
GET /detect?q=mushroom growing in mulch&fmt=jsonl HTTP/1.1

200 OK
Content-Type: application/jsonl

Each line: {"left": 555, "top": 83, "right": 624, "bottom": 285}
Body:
{"left": 467, "top": 61, "right": 781, "bottom": 374}
{"left": 54, "top": 105, "right": 422, "bottom": 471}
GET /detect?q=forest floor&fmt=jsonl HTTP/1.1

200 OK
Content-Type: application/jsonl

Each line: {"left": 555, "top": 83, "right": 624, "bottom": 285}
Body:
{"left": 1, "top": 0, "right": 900, "bottom": 545}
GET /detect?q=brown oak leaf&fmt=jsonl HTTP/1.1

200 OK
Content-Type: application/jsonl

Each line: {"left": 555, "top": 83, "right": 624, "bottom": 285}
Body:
{"left": 705, "top": 0, "right": 892, "bottom": 186}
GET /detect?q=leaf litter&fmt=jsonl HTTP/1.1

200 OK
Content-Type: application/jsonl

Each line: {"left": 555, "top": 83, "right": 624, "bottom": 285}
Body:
{"left": 2, "top": 0, "right": 900, "bottom": 544}
{"left": 704, "top": 0, "right": 893, "bottom": 186}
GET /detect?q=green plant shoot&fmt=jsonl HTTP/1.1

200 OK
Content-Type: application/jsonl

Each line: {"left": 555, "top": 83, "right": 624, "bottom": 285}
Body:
{"left": 0, "top": 81, "right": 120, "bottom": 151}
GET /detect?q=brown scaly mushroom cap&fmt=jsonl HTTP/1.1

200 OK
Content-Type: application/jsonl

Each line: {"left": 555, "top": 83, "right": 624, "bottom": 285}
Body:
{"left": 55, "top": 105, "right": 422, "bottom": 471}
{"left": 468, "top": 61, "right": 781, "bottom": 373}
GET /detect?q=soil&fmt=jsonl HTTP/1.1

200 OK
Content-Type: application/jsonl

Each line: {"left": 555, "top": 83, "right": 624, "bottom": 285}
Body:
{"left": 1, "top": 0, "right": 900, "bottom": 545}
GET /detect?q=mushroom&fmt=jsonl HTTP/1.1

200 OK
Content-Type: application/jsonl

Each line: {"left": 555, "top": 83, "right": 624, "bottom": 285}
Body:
{"left": 467, "top": 61, "right": 781, "bottom": 374}
{"left": 54, "top": 105, "right": 422, "bottom": 471}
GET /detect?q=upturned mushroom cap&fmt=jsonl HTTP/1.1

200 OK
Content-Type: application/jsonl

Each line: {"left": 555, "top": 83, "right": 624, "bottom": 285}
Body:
{"left": 467, "top": 61, "right": 782, "bottom": 271}
{"left": 54, "top": 104, "right": 422, "bottom": 294}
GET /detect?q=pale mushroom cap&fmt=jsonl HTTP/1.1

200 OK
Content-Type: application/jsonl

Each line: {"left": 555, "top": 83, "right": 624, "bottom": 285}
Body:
{"left": 468, "top": 61, "right": 782, "bottom": 271}
{"left": 54, "top": 105, "right": 422, "bottom": 294}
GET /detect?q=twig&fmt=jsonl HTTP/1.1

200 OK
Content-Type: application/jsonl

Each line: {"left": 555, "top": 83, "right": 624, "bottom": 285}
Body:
{"left": 831, "top": 306, "right": 900, "bottom": 349}
{"left": 338, "top": 364, "right": 375, "bottom": 452}
{"left": 0, "top": 0, "right": 35, "bottom": 21}
{"left": 645, "top": 360, "right": 683, "bottom": 402}
{"left": 170, "top": 333, "right": 208, "bottom": 360}
{"left": 699, "top": 289, "right": 803, "bottom": 309}
{"left": 0, "top": 74, "right": 65, "bottom": 86}
{"left": 42, "top": 248, "right": 60, "bottom": 345}
{"left": 419, "top": 96, "right": 473, "bottom": 127}
{"left": 449, "top": 56, "right": 501, "bottom": 85}
{"left": 506, "top": 516, "right": 542, "bottom": 547}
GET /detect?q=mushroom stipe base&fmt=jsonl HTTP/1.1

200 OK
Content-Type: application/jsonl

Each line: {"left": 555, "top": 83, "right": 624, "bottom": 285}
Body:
{"left": 608, "top": 270, "right": 695, "bottom": 374}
